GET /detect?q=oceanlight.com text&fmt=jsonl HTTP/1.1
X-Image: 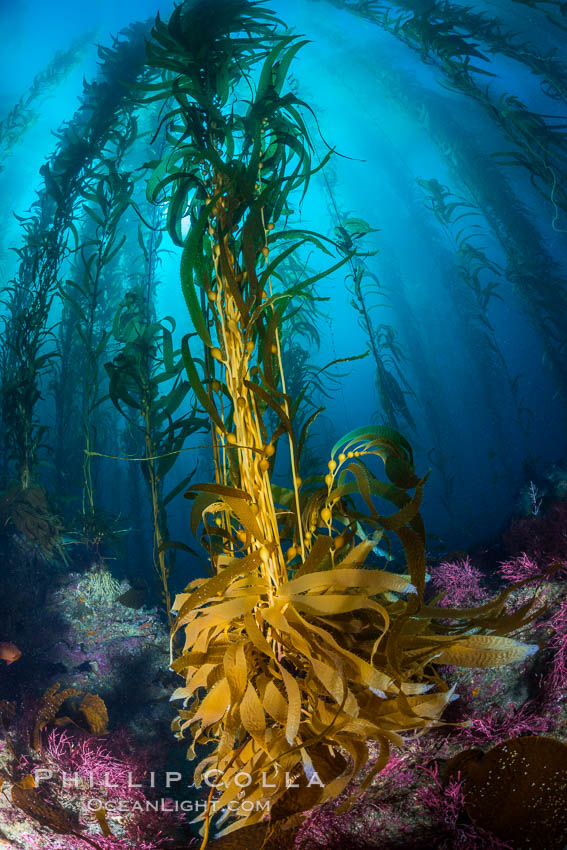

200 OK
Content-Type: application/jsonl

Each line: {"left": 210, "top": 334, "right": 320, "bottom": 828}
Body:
{"left": 84, "top": 798, "right": 271, "bottom": 815}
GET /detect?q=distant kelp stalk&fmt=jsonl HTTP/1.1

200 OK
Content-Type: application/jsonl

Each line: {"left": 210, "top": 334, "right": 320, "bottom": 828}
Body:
{"left": 318, "top": 0, "right": 567, "bottom": 398}
{"left": 143, "top": 1, "right": 542, "bottom": 845}
{"left": 0, "top": 29, "right": 96, "bottom": 176}
{"left": 0, "top": 23, "right": 150, "bottom": 494}
{"left": 105, "top": 289, "right": 208, "bottom": 625}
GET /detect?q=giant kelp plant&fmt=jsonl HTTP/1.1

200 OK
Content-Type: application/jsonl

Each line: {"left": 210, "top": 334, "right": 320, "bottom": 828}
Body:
{"left": 1, "top": 0, "right": 566, "bottom": 847}
{"left": 140, "top": 1, "right": 541, "bottom": 843}
{"left": 106, "top": 289, "right": 206, "bottom": 623}
{"left": 0, "top": 23, "right": 149, "bottom": 493}
{"left": 0, "top": 30, "right": 96, "bottom": 178}
{"left": 315, "top": 0, "right": 567, "bottom": 395}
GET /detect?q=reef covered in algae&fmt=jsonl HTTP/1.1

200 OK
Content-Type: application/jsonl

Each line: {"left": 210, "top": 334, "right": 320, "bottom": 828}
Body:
{"left": 1, "top": 0, "right": 567, "bottom": 847}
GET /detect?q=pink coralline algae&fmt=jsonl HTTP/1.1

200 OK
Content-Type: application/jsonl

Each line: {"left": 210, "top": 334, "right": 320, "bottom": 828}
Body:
{"left": 498, "top": 552, "right": 543, "bottom": 583}
{"left": 21, "top": 727, "right": 186, "bottom": 849}
{"left": 45, "top": 729, "right": 140, "bottom": 799}
{"left": 456, "top": 700, "right": 554, "bottom": 746}
{"left": 429, "top": 556, "right": 488, "bottom": 607}
{"left": 548, "top": 598, "right": 567, "bottom": 696}
{"left": 416, "top": 763, "right": 514, "bottom": 849}
{"left": 20, "top": 834, "right": 178, "bottom": 850}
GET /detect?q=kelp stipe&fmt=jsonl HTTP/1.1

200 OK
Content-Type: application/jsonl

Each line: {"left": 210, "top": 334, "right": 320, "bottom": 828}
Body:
{"left": 67, "top": 138, "right": 137, "bottom": 522}
{"left": 320, "top": 0, "right": 567, "bottom": 396}
{"left": 141, "top": 1, "right": 542, "bottom": 844}
{"left": 0, "top": 22, "right": 150, "bottom": 495}
{"left": 105, "top": 290, "right": 207, "bottom": 624}
{"left": 364, "top": 55, "right": 567, "bottom": 406}
{"left": 0, "top": 29, "right": 96, "bottom": 177}
{"left": 321, "top": 0, "right": 567, "bottom": 226}
{"left": 416, "top": 176, "right": 533, "bottom": 434}
{"left": 319, "top": 164, "right": 417, "bottom": 432}
{"left": 339, "top": 218, "right": 416, "bottom": 432}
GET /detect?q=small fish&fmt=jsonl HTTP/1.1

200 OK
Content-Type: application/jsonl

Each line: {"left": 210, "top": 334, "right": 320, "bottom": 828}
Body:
{"left": 0, "top": 642, "right": 22, "bottom": 665}
{"left": 372, "top": 542, "right": 395, "bottom": 562}
{"left": 354, "top": 522, "right": 394, "bottom": 561}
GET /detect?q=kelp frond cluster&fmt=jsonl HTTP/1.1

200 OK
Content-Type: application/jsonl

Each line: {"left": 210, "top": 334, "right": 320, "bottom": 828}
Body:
{"left": 171, "top": 428, "right": 537, "bottom": 840}
{"left": 140, "top": 0, "right": 541, "bottom": 841}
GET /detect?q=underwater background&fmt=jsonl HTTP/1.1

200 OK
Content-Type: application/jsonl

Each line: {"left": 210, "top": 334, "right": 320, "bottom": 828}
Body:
{"left": 1, "top": 0, "right": 567, "bottom": 848}
{"left": 3, "top": 0, "right": 567, "bottom": 557}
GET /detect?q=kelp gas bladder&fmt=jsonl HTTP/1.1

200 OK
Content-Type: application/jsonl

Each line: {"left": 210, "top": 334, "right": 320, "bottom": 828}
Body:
{"left": 143, "top": 0, "right": 540, "bottom": 842}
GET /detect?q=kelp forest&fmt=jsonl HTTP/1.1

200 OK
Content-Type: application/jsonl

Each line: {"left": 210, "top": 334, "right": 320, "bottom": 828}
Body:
{"left": 0, "top": 0, "right": 567, "bottom": 848}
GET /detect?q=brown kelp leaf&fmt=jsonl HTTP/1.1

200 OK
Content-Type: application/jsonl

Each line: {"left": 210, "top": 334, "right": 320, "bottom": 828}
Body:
{"left": 447, "top": 736, "right": 567, "bottom": 849}
{"left": 435, "top": 634, "right": 538, "bottom": 667}
{"left": 240, "top": 681, "right": 267, "bottom": 746}
{"left": 223, "top": 642, "right": 248, "bottom": 706}
{"left": 181, "top": 595, "right": 260, "bottom": 647}
{"left": 271, "top": 743, "right": 348, "bottom": 821}
{"left": 192, "top": 677, "right": 231, "bottom": 729}
{"left": 11, "top": 783, "right": 78, "bottom": 834}
{"left": 277, "top": 660, "right": 302, "bottom": 745}
{"left": 335, "top": 536, "right": 382, "bottom": 569}
{"left": 293, "top": 534, "right": 333, "bottom": 578}
{"left": 172, "top": 548, "right": 264, "bottom": 629}
{"left": 309, "top": 743, "right": 349, "bottom": 785}
{"left": 79, "top": 694, "right": 109, "bottom": 736}
{"left": 0, "top": 485, "right": 63, "bottom": 558}
{"left": 32, "top": 684, "right": 81, "bottom": 750}
{"left": 283, "top": 566, "right": 413, "bottom": 596}
{"left": 222, "top": 492, "right": 267, "bottom": 544}
{"left": 263, "top": 680, "right": 288, "bottom": 725}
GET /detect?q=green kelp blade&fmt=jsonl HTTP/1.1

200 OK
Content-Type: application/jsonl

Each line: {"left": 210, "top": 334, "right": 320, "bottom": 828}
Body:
{"left": 179, "top": 204, "right": 213, "bottom": 347}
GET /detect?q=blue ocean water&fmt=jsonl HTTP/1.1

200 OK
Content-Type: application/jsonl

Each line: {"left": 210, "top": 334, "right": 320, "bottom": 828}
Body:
{"left": 2, "top": 0, "right": 566, "bottom": 560}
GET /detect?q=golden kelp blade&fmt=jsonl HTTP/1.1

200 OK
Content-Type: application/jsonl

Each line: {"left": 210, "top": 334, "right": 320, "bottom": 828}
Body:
{"left": 171, "top": 531, "right": 538, "bottom": 838}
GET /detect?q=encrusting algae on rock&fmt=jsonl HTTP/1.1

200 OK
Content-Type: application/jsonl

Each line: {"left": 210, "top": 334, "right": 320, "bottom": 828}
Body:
{"left": 447, "top": 736, "right": 567, "bottom": 849}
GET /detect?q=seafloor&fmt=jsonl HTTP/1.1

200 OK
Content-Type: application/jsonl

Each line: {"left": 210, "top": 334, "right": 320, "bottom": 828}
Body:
{"left": 1, "top": 470, "right": 567, "bottom": 849}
